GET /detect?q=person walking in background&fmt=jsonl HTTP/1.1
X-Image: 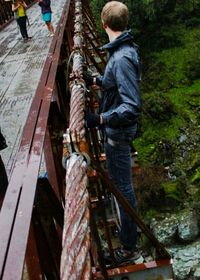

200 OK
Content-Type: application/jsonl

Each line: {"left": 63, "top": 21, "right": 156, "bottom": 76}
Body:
{"left": 0, "top": 128, "right": 8, "bottom": 210}
{"left": 37, "top": 0, "right": 54, "bottom": 36}
{"left": 83, "top": 1, "right": 142, "bottom": 264}
{"left": 12, "top": 0, "right": 31, "bottom": 42}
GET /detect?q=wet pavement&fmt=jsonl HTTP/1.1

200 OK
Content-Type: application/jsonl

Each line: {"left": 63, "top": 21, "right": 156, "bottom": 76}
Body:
{"left": 0, "top": 0, "right": 66, "bottom": 176}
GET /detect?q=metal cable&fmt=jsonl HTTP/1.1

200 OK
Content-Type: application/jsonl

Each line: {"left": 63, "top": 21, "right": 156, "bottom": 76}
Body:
{"left": 60, "top": 0, "right": 91, "bottom": 279}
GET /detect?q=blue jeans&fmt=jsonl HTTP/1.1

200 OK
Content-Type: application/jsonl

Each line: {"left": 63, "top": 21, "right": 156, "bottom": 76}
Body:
{"left": 105, "top": 142, "right": 137, "bottom": 250}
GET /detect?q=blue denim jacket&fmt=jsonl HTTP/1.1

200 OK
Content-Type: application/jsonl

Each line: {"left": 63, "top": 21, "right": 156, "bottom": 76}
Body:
{"left": 98, "top": 30, "right": 141, "bottom": 142}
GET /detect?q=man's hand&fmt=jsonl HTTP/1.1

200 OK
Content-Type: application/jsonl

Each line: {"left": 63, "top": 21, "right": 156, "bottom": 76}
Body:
{"left": 83, "top": 71, "right": 93, "bottom": 86}
{"left": 85, "top": 112, "right": 100, "bottom": 128}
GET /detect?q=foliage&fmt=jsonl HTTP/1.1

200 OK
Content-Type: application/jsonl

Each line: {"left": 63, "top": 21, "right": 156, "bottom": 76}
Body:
{"left": 190, "top": 167, "right": 200, "bottom": 183}
{"left": 90, "top": 0, "right": 106, "bottom": 41}
{"left": 89, "top": 0, "right": 200, "bottom": 216}
{"left": 134, "top": 164, "right": 168, "bottom": 212}
{"left": 186, "top": 53, "right": 200, "bottom": 82}
{"left": 142, "top": 92, "right": 175, "bottom": 122}
{"left": 162, "top": 179, "right": 186, "bottom": 204}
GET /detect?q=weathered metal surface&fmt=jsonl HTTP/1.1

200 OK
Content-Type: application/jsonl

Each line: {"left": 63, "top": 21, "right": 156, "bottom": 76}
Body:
{"left": 94, "top": 259, "right": 174, "bottom": 279}
{"left": 31, "top": 178, "right": 64, "bottom": 278}
{"left": 24, "top": 223, "right": 42, "bottom": 280}
{"left": 43, "top": 127, "right": 63, "bottom": 201}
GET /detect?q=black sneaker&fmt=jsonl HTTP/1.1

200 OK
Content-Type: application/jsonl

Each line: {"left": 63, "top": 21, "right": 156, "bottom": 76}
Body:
{"left": 114, "top": 247, "right": 144, "bottom": 265}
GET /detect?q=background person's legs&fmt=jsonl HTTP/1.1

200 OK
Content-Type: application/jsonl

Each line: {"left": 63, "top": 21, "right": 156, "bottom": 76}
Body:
{"left": 42, "top": 12, "right": 54, "bottom": 35}
{"left": 46, "top": 21, "right": 54, "bottom": 34}
{"left": 17, "top": 16, "right": 28, "bottom": 39}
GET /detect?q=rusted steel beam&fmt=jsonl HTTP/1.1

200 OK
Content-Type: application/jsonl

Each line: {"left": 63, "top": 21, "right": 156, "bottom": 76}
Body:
{"left": 32, "top": 206, "right": 60, "bottom": 279}
{"left": 66, "top": 4, "right": 75, "bottom": 52}
{"left": 93, "top": 179, "right": 116, "bottom": 264}
{"left": 44, "top": 126, "right": 62, "bottom": 201}
{"left": 2, "top": 86, "right": 56, "bottom": 280}
{"left": 25, "top": 223, "right": 42, "bottom": 280}
{"left": 90, "top": 205, "right": 109, "bottom": 280}
{"left": 32, "top": 178, "right": 63, "bottom": 278}
{"left": 37, "top": 177, "right": 64, "bottom": 230}
{"left": 82, "top": 3, "right": 107, "bottom": 73}
{"left": 94, "top": 259, "right": 174, "bottom": 279}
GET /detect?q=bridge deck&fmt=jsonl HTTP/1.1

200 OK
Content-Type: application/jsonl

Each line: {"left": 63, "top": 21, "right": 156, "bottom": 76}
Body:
{"left": 0, "top": 0, "right": 66, "bottom": 176}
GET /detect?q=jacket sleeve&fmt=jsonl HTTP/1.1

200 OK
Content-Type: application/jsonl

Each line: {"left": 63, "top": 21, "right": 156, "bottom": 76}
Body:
{"left": 101, "top": 55, "right": 141, "bottom": 127}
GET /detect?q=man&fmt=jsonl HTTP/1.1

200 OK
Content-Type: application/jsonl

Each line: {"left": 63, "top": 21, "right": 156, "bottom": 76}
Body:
{"left": 84, "top": 1, "right": 142, "bottom": 264}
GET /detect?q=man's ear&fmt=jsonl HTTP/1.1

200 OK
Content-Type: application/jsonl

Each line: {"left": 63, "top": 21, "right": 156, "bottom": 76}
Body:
{"left": 102, "top": 23, "right": 108, "bottom": 29}
{"left": 102, "top": 20, "right": 107, "bottom": 29}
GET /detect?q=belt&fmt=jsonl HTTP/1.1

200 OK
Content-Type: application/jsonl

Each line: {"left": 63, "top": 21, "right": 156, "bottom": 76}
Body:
{"left": 107, "top": 137, "right": 131, "bottom": 147}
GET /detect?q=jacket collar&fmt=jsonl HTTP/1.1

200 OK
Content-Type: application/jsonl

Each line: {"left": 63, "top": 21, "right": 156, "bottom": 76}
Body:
{"left": 100, "top": 30, "right": 135, "bottom": 51}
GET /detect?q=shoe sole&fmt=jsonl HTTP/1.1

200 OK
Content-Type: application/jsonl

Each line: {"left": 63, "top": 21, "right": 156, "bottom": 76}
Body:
{"left": 133, "top": 255, "right": 144, "bottom": 264}
{"left": 118, "top": 255, "right": 144, "bottom": 266}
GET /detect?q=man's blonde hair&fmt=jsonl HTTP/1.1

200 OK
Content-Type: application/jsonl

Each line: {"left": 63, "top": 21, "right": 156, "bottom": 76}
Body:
{"left": 101, "top": 1, "right": 129, "bottom": 31}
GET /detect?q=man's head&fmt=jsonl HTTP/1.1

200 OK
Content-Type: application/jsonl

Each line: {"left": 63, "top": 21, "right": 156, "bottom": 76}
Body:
{"left": 101, "top": 1, "right": 129, "bottom": 32}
